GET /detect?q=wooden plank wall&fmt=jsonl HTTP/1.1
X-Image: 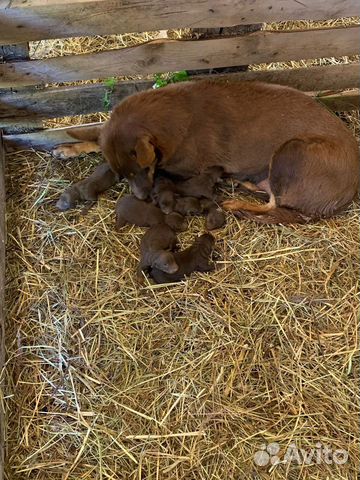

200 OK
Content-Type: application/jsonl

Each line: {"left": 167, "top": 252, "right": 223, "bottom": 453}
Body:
{"left": 1, "top": 63, "right": 358, "bottom": 130}
{"left": 4, "top": 89, "right": 359, "bottom": 152}
{"left": 1, "top": 0, "right": 358, "bottom": 44}
{"left": 1, "top": 26, "right": 359, "bottom": 88}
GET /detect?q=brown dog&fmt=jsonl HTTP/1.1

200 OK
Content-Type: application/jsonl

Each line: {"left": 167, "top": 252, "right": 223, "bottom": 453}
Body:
{"left": 150, "top": 233, "right": 215, "bottom": 283}
{"left": 138, "top": 224, "right": 178, "bottom": 275}
{"left": 115, "top": 195, "right": 186, "bottom": 231}
{"left": 54, "top": 80, "right": 359, "bottom": 223}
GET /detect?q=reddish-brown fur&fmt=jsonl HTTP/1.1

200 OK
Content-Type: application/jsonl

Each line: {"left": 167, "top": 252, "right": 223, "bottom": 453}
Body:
{"left": 206, "top": 207, "right": 226, "bottom": 230}
{"left": 174, "top": 196, "right": 202, "bottom": 216}
{"left": 138, "top": 224, "right": 179, "bottom": 275}
{"left": 151, "top": 175, "right": 177, "bottom": 213}
{"left": 200, "top": 199, "right": 226, "bottom": 230}
{"left": 55, "top": 80, "right": 359, "bottom": 223}
{"left": 115, "top": 195, "right": 186, "bottom": 231}
{"left": 150, "top": 233, "right": 215, "bottom": 283}
{"left": 175, "top": 167, "right": 223, "bottom": 199}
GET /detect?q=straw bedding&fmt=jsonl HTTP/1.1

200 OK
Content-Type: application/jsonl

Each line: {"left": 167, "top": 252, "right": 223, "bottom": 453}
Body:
{"left": 3, "top": 20, "right": 360, "bottom": 480}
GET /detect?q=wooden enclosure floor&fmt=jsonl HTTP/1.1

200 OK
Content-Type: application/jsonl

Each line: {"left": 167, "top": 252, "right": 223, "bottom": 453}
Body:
{"left": 4, "top": 115, "right": 359, "bottom": 478}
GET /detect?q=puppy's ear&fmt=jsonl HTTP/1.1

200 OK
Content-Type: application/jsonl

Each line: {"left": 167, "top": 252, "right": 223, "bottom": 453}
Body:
{"left": 67, "top": 124, "right": 103, "bottom": 143}
{"left": 135, "top": 135, "right": 156, "bottom": 168}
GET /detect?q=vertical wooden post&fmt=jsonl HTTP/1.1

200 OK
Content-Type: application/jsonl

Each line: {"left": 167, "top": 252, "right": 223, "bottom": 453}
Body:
{"left": 0, "top": 131, "right": 5, "bottom": 480}
{"left": 0, "top": 43, "right": 30, "bottom": 478}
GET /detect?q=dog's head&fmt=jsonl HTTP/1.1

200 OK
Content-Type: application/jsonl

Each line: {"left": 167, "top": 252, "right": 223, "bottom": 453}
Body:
{"left": 67, "top": 122, "right": 157, "bottom": 199}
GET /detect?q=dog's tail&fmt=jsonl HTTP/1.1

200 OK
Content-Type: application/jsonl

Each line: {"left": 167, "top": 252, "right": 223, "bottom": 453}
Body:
{"left": 234, "top": 207, "right": 311, "bottom": 225}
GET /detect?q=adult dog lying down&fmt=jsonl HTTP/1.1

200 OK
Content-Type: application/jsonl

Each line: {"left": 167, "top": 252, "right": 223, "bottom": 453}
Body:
{"left": 54, "top": 79, "right": 359, "bottom": 223}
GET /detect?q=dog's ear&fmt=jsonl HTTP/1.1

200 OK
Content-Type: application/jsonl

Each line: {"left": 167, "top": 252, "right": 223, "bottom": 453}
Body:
{"left": 67, "top": 124, "right": 103, "bottom": 143}
{"left": 135, "top": 135, "right": 156, "bottom": 168}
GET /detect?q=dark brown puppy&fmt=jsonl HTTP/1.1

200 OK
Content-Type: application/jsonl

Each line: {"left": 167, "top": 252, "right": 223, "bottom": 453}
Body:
{"left": 151, "top": 176, "right": 177, "bottom": 214}
{"left": 115, "top": 195, "right": 186, "bottom": 231}
{"left": 138, "top": 224, "right": 178, "bottom": 275}
{"left": 55, "top": 80, "right": 359, "bottom": 223}
{"left": 56, "top": 163, "right": 118, "bottom": 211}
{"left": 126, "top": 167, "right": 153, "bottom": 200}
{"left": 200, "top": 199, "right": 226, "bottom": 230}
{"left": 174, "top": 196, "right": 202, "bottom": 216}
{"left": 151, "top": 169, "right": 221, "bottom": 213}
{"left": 150, "top": 233, "right": 215, "bottom": 283}
{"left": 176, "top": 166, "right": 223, "bottom": 199}
{"left": 206, "top": 207, "right": 226, "bottom": 230}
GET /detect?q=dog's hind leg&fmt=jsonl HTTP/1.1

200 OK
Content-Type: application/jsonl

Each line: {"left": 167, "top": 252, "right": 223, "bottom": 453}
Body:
{"left": 222, "top": 136, "right": 353, "bottom": 225}
{"left": 222, "top": 192, "right": 276, "bottom": 213}
{"left": 52, "top": 141, "right": 101, "bottom": 160}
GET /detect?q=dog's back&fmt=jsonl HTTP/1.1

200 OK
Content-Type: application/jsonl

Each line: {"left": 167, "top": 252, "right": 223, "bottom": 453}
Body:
{"left": 109, "top": 80, "right": 358, "bottom": 180}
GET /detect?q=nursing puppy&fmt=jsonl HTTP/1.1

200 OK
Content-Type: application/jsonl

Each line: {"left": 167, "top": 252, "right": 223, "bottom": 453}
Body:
{"left": 150, "top": 233, "right": 215, "bottom": 283}
{"left": 115, "top": 195, "right": 186, "bottom": 231}
{"left": 176, "top": 166, "right": 223, "bottom": 199}
{"left": 54, "top": 80, "right": 359, "bottom": 223}
{"left": 201, "top": 200, "right": 226, "bottom": 230}
{"left": 138, "top": 224, "right": 178, "bottom": 275}
{"left": 151, "top": 175, "right": 177, "bottom": 214}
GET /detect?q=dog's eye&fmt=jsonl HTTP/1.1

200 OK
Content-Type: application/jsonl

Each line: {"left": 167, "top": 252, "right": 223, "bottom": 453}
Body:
{"left": 129, "top": 149, "right": 136, "bottom": 158}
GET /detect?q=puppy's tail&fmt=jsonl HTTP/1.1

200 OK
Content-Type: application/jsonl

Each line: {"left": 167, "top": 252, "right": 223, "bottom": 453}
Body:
{"left": 234, "top": 207, "right": 311, "bottom": 225}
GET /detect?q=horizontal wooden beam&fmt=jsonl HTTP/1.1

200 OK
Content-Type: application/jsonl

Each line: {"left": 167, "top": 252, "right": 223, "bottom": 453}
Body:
{"left": 1, "top": 63, "right": 359, "bottom": 129}
{"left": 4, "top": 90, "right": 359, "bottom": 152}
{"left": 1, "top": 26, "right": 359, "bottom": 88}
{"left": 315, "top": 90, "right": 360, "bottom": 111}
{"left": 1, "top": 0, "right": 358, "bottom": 44}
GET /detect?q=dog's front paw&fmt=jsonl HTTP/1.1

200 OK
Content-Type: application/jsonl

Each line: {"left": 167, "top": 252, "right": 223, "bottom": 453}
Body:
{"left": 52, "top": 143, "right": 81, "bottom": 160}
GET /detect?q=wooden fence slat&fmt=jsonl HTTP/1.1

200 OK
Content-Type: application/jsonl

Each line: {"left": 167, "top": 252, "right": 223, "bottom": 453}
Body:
{"left": 3, "top": 90, "right": 359, "bottom": 152}
{"left": 0, "top": 26, "right": 359, "bottom": 88}
{"left": 0, "top": 131, "right": 5, "bottom": 480}
{"left": 0, "top": 41, "right": 42, "bottom": 133}
{"left": 1, "top": 0, "right": 359, "bottom": 44}
{"left": 1, "top": 63, "right": 359, "bottom": 128}
{"left": 315, "top": 90, "right": 360, "bottom": 111}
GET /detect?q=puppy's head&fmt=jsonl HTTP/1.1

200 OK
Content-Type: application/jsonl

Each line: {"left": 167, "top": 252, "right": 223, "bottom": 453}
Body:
{"left": 153, "top": 251, "right": 178, "bottom": 274}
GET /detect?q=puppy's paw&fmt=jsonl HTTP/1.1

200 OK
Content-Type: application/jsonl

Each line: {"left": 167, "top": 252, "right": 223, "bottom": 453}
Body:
{"left": 56, "top": 188, "right": 80, "bottom": 211}
{"left": 56, "top": 195, "right": 73, "bottom": 211}
{"left": 52, "top": 143, "right": 81, "bottom": 160}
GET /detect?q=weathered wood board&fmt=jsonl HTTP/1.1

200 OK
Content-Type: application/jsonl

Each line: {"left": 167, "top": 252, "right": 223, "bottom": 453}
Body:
{"left": 1, "top": 26, "right": 359, "bottom": 88}
{"left": 3, "top": 89, "right": 359, "bottom": 152}
{"left": 1, "top": 63, "right": 359, "bottom": 129}
{"left": 0, "top": 0, "right": 358, "bottom": 44}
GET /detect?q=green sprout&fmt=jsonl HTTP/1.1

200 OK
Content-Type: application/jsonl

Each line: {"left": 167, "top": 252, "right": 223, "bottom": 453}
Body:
{"left": 103, "top": 77, "right": 117, "bottom": 111}
{"left": 153, "top": 70, "right": 189, "bottom": 89}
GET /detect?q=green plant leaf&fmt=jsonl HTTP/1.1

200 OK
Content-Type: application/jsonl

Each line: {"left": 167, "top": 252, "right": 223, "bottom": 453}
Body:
{"left": 104, "top": 77, "right": 117, "bottom": 89}
{"left": 153, "top": 71, "right": 188, "bottom": 89}
{"left": 170, "top": 70, "right": 189, "bottom": 83}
